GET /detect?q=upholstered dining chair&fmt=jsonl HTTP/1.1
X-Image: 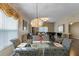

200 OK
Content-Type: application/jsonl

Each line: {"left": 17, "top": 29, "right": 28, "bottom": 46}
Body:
{"left": 62, "top": 38, "right": 72, "bottom": 55}
{"left": 15, "top": 48, "right": 43, "bottom": 56}
{"left": 15, "top": 47, "right": 37, "bottom": 56}
{"left": 44, "top": 47, "right": 65, "bottom": 56}
{"left": 10, "top": 39, "right": 20, "bottom": 48}
{"left": 62, "top": 38, "right": 72, "bottom": 50}
{"left": 47, "top": 32, "right": 56, "bottom": 42}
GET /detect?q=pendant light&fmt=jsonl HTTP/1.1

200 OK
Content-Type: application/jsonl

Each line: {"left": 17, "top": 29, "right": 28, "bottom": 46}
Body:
{"left": 31, "top": 3, "right": 43, "bottom": 27}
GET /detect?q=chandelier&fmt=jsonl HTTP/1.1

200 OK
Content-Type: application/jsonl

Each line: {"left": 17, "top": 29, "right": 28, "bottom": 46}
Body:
{"left": 31, "top": 4, "right": 48, "bottom": 27}
{"left": 31, "top": 18, "right": 43, "bottom": 27}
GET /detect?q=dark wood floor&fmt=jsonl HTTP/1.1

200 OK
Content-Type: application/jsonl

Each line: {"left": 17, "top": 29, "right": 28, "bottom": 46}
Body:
{"left": 69, "top": 39, "right": 79, "bottom": 56}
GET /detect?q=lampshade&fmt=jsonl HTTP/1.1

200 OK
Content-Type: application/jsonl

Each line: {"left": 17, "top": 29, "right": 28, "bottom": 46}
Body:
{"left": 31, "top": 18, "right": 43, "bottom": 27}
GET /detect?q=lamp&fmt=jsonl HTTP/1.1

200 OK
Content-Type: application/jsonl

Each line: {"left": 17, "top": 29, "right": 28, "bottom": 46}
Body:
{"left": 31, "top": 3, "right": 43, "bottom": 27}
{"left": 31, "top": 4, "right": 49, "bottom": 27}
{"left": 70, "top": 22, "right": 73, "bottom": 25}
{"left": 31, "top": 18, "right": 43, "bottom": 27}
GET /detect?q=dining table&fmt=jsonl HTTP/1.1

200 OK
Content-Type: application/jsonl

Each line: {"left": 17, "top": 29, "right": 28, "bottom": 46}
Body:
{"left": 14, "top": 41, "right": 65, "bottom": 56}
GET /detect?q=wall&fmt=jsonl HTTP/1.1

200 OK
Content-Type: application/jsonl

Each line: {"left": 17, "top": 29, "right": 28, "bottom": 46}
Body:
{"left": 54, "top": 16, "right": 79, "bottom": 34}
{"left": 70, "top": 39, "right": 79, "bottom": 56}
{"left": 28, "top": 21, "right": 32, "bottom": 33}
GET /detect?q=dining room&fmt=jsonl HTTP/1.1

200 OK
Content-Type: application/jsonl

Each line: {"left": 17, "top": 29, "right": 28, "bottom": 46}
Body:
{"left": 0, "top": 3, "right": 79, "bottom": 56}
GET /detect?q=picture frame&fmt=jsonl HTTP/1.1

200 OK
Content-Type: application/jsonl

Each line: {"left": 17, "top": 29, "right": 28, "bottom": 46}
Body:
{"left": 58, "top": 24, "right": 65, "bottom": 33}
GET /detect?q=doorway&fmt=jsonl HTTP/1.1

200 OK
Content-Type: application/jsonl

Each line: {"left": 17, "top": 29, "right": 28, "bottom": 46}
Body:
{"left": 69, "top": 22, "right": 79, "bottom": 39}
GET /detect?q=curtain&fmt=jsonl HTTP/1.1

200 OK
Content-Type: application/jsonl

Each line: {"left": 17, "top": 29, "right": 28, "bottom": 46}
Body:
{"left": 0, "top": 10, "right": 18, "bottom": 50}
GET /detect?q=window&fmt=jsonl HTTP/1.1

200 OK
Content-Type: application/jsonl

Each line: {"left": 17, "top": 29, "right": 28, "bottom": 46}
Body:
{"left": 0, "top": 10, "right": 18, "bottom": 50}
{"left": 39, "top": 27, "right": 48, "bottom": 32}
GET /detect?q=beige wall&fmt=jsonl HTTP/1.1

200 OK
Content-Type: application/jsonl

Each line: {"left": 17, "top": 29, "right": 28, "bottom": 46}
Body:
{"left": 54, "top": 17, "right": 79, "bottom": 34}
{"left": 28, "top": 22, "right": 33, "bottom": 33}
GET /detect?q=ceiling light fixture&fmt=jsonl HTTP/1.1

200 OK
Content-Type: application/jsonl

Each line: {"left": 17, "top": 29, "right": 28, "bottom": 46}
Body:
{"left": 70, "top": 22, "right": 73, "bottom": 25}
{"left": 31, "top": 3, "right": 43, "bottom": 27}
{"left": 31, "top": 4, "right": 48, "bottom": 27}
{"left": 40, "top": 17, "right": 49, "bottom": 21}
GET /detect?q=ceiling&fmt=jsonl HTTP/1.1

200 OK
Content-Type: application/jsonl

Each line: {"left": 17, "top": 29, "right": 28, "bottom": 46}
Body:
{"left": 11, "top": 3, "right": 79, "bottom": 22}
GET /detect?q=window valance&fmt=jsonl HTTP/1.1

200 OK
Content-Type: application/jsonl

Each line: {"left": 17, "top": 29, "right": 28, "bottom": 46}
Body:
{"left": 0, "top": 3, "right": 20, "bottom": 19}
